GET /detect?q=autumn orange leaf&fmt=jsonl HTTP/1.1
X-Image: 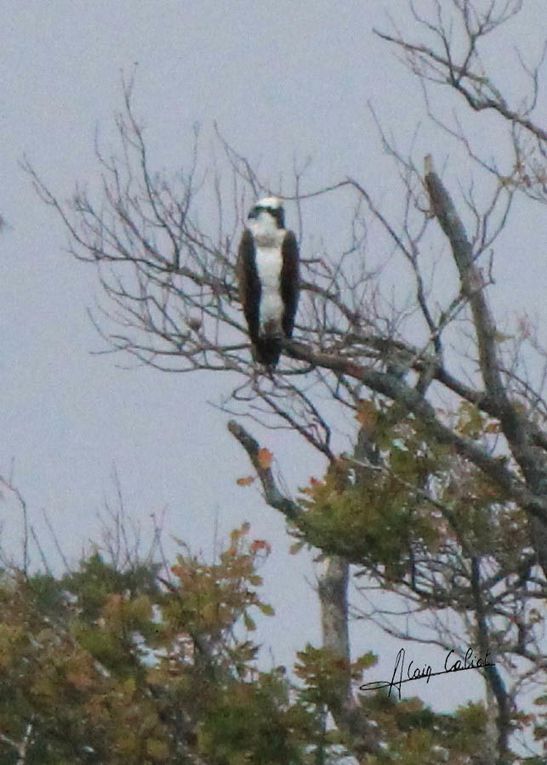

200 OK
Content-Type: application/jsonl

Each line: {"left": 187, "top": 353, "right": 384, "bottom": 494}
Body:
{"left": 355, "top": 399, "right": 378, "bottom": 435}
{"left": 250, "top": 539, "right": 272, "bottom": 554}
{"left": 236, "top": 475, "right": 256, "bottom": 487}
{"left": 66, "top": 671, "right": 94, "bottom": 691}
{"left": 257, "top": 447, "right": 273, "bottom": 469}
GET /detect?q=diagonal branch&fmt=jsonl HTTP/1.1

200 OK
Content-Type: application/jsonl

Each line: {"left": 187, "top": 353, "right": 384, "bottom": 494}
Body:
{"left": 281, "top": 338, "right": 547, "bottom": 525}
{"left": 227, "top": 420, "right": 300, "bottom": 520}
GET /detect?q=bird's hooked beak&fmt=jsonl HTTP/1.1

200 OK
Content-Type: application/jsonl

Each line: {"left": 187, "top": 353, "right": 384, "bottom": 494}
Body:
{"left": 247, "top": 208, "right": 258, "bottom": 220}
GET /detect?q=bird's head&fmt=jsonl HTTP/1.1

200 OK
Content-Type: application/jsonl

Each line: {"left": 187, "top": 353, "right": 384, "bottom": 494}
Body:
{"left": 247, "top": 197, "right": 285, "bottom": 240}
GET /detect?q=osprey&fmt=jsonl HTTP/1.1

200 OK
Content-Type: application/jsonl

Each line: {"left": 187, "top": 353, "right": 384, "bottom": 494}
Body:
{"left": 237, "top": 197, "right": 299, "bottom": 367}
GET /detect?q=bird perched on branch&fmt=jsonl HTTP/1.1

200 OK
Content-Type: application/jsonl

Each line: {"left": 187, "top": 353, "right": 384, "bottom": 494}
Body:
{"left": 237, "top": 197, "right": 300, "bottom": 368}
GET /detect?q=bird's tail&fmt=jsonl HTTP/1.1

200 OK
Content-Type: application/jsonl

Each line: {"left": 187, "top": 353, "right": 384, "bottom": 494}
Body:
{"left": 253, "top": 337, "right": 282, "bottom": 368}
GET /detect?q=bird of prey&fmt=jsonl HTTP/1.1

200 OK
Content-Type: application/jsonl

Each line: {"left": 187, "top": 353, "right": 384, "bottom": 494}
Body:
{"left": 237, "top": 197, "right": 299, "bottom": 367}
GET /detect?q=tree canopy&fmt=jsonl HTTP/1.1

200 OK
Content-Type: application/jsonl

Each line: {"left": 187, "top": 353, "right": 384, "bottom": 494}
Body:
{"left": 21, "top": 1, "right": 547, "bottom": 763}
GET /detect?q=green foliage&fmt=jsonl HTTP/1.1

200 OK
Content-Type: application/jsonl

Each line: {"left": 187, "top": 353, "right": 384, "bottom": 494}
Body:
{"left": 296, "top": 408, "right": 447, "bottom": 572}
{"left": 62, "top": 552, "right": 160, "bottom": 622}
{"left": 295, "top": 644, "right": 376, "bottom": 708}
{"left": 294, "top": 400, "right": 528, "bottom": 577}
{"left": 0, "top": 517, "right": 505, "bottom": 764}
{"left": 0, "top": 526, "right": 331, "bottom": 764}
{"left": 199, "top": 674, "right": 314, "bottom": 765}
{"left": 357, "top": 695, "right": 490, "bottom": 764}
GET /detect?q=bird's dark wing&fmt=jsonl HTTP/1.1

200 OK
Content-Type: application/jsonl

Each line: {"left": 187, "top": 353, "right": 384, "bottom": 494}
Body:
{"left": 280, "top": 230, "right": 300, "bottom": 338}
{"left": 237, "top": 229, "right": 260, "bottom": 345}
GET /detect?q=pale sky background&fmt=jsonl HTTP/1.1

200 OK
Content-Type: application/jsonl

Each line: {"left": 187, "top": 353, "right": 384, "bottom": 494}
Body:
{"left": 1, "top": 0, "right": 545, "bottom": 721}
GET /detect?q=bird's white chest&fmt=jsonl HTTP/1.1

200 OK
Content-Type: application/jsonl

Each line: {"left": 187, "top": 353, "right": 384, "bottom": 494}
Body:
{"left": 255, "top": 246, "right": 284, "bottom": 329}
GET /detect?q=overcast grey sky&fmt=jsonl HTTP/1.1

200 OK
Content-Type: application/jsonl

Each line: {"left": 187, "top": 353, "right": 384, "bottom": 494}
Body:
{"left": 1, "top": 0, "right": 545, "bottom": 711}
